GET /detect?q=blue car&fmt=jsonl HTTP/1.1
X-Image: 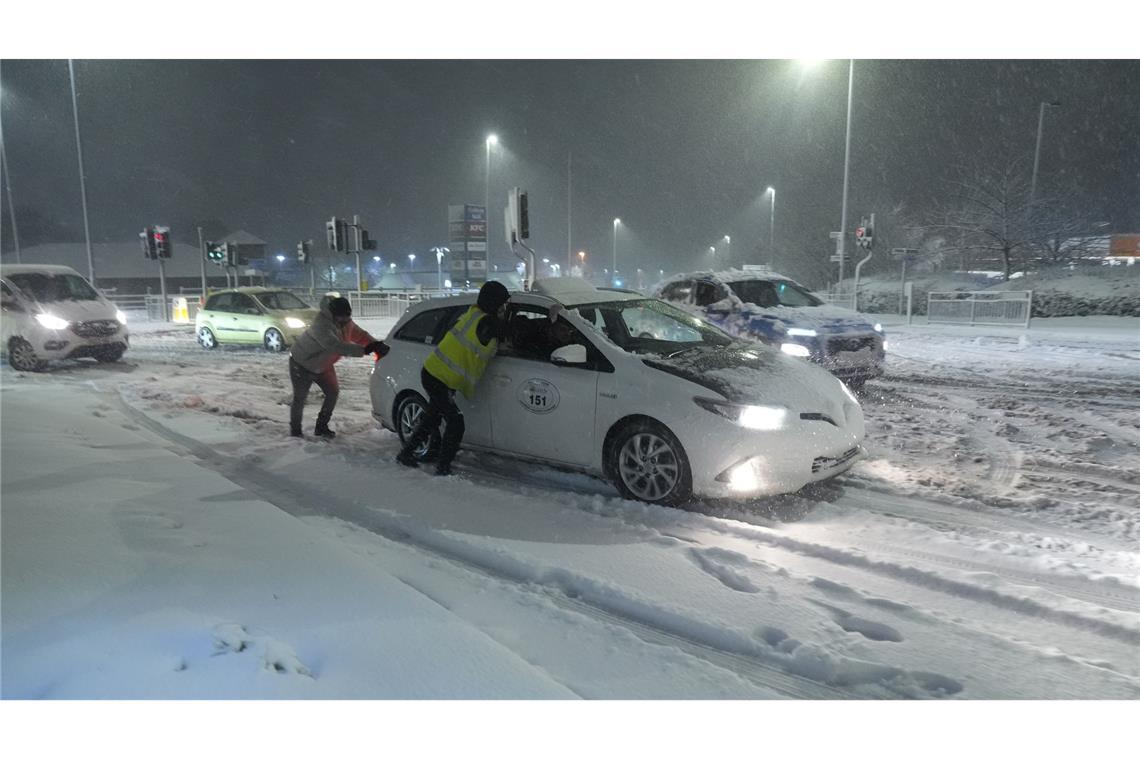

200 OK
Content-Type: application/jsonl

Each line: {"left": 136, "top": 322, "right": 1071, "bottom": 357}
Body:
{"left": 653, "top": 269, "right": 885, "bottom": 389}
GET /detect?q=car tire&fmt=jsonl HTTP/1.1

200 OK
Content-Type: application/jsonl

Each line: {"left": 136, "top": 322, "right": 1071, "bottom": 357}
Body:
{"left": 94, "top": 346, "right": 125, "bottom": 363}
{"left": 8, "top": 337, "right": 46, "bottom": 372}
{"left": 395, "top": 393, "right": 441, "bottom": 462}
{"left": 607, "top": 419, "right": 692, "bottom": 506}
{"left": 198, "top": 326, "right": 218, "bottom": 350}
{"left": 263, "top": 327, "right": 286, "bottom": 353}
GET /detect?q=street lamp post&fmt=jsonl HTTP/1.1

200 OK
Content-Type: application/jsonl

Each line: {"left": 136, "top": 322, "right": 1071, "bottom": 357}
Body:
{"left": 708, "top": 246, "right": 716, "bottom": 269}
{"left": 838, "top": 59, "right": 854, "bottom": 288}
{"left": 408, "top": 253, "right": 416, "bottom": 270}
{"left": 485, "top": 134, "right": 498, "bottom": 269}
{"left": 431, "top": 246, "right": 449, "bottom": 290}
{"left": 766, "top": 186, "right": 776, "bottom": 264}
{"left": 1031, "top": 101, "right": 1061, "bottom": 204}
{"left": 723, "top": 235, "right": 731, "bottom": 269}
{"left": 612, "top": 218, "right": 621, "bottom": 285}
{"left": 68, "top": 60, "right": 95, "bottom": 286}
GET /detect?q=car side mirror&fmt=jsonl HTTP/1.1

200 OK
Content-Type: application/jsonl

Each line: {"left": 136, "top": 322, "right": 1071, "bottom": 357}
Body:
{"left": 550, "top": 344, "right": 588, "bottom": 365}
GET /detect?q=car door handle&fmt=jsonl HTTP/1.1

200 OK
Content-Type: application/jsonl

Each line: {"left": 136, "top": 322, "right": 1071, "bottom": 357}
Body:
{"left": 491, "top": 374, "right": 512, "bottom": 385}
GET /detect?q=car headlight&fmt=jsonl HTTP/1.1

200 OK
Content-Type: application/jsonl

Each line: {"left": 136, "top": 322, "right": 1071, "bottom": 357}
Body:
{"left": 694, "top": 397, "right": 788, "bottom": 431}
{"left": 780, "top": 343, "right": 810, "bottom": 358}
{"left": 116, "top": 309, "right": 128, "bottom": 325}
{"left": 786, "top": 327, "right": 817, "bottom": 337}
{"left": 35, "top": 313, "right": 69, "bottom": 330}
{"left": 284, "top": 317, "right": 306, "bottom": 329}
{"left": 873, "top": 323, "right": 883, "bottom": 332}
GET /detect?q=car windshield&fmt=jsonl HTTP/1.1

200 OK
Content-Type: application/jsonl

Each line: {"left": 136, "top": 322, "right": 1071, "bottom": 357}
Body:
{"left": 570, "top": 298, "right": 736, "bottom": 357}
{"left": 727, "top": 279, "right": 823, "bottom": 308}
{"left": 8, "top": 273, "right": 100, "bottom": 303}
{"left": 256, "top": 291, "right": 310, "bottom": 310}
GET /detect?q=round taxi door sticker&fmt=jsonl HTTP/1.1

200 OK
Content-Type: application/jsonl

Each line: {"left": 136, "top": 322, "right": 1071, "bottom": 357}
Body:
{"left": 517, "top": 378, "right": 560, "bottom": 414}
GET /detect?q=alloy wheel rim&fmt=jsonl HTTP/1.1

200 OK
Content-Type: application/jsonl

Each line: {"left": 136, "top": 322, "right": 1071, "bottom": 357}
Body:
{"left": 618, "top": 432, "right": 680, "bottom": 501}
{"left": 266, "top": 329, "right": 283, "bottom": 351}
{"left": 199, "top": 328, "right": 214, "bottom": 347}
{"left": 10, "top": 341, "right": 35, "bottom": 370}
{"left": 400, "top": 401, "right": 430, "bottom": 457}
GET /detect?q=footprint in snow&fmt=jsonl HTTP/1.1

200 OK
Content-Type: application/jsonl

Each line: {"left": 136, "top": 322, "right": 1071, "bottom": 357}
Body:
{"left": 687, "top": 547, "right": 762, "bottom": 594}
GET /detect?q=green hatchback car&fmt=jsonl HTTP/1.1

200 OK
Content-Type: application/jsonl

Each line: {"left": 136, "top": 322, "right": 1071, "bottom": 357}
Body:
{"left": 195, "top": 288, "right": 319, "bottom": 352}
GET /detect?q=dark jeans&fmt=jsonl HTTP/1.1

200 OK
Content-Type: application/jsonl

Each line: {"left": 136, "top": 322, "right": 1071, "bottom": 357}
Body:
{"left": 289, "top": 357, "right": 339, "bottom": 432}
{"left": 401, "top": 368, "right": 465, "bottom": 466}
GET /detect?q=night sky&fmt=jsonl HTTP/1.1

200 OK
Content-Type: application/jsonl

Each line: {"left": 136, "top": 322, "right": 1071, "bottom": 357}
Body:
{"left": 1, "top": 59, "right": 1137, "bottom": 282}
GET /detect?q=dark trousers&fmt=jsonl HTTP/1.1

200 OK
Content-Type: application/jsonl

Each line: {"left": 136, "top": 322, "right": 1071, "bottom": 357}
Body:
{"left": 402, "top": 367, "right": 465, "bottom": 465}
{"left": 289, "top": 357, "right": 339, "bottom": 433}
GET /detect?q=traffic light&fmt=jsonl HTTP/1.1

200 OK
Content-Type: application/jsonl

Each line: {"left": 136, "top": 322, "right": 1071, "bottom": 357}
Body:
{"left": 225, "top": 242, "right": 239, "bottom": 267}
{"left": 361, "top": 229, "right": 377, "bottom": 251}
{"left": 139, "top": 228, "right": 156, "bottom": 260}
{"left": 297, "top": 241, "right": 308, "bottom": 263}
{"left": 153, "top": 226, "right": 172, "bottom": 258}
{"left": 326, "top": 217, "right": 347, "bottom": 252}
{"left": 206, "top": 241, "right": 227, "bottom": 265}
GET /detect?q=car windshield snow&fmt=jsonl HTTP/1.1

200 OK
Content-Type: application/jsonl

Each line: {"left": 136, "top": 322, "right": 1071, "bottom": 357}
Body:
{"left": 8, "top": 272, "right": 100, "bottom": 303}
{"left": 255, "top": 291, "right": 310, "bottom": 310}
{"left": 727, "top": 279, "right": 823, "bottom": 308}
{"left": 571, "top": 299, "right": 736, "bottom": 356}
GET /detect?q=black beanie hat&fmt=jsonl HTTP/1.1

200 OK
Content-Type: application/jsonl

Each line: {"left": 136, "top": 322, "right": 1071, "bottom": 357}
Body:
{"left": 477, "top": 280, "right": 510, "bottom": 313}
{"left": 328, "top": 296, "right": 352, "bottom": 318}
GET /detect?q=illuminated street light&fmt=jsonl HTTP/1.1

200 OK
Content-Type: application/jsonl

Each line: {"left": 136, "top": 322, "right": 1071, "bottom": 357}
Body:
{"left": 276, "top": 254, "right": 286, "bottom": 262}
{"left": 485, "top": 134, "right": 499, "bottom": 268}
{"left": 723, "top": 235, "right": 731, "bottom": 269}
{"left": 766, "top": 187, "right": 776, "bottom": 262}
{"left": 612, "top": 218, "right": 622, "bottom": 285}
{"left": 408, "top": 253, "right": 416, "bottom": 269}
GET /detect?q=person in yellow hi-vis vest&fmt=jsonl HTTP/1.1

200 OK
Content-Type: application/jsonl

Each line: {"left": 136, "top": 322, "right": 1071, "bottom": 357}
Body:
{"left": 396, "top": 280, "right": 512, "bottom": 476}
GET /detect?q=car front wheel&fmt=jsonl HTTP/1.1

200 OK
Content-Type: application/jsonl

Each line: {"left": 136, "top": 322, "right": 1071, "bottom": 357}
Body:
{"left": 263, "top": 327, "right": 285, "bottom": 352}
{"left": 198, "top": 326, "right": 217, "bottom": 350}
{"left": 8, "top": 337, "right": 46, "bottom": 372}
{"left": 608, "top": 420, "right": 692, "bottom": 505}
{"left": 395, "top": 393, "right": 441, "bottom": 462}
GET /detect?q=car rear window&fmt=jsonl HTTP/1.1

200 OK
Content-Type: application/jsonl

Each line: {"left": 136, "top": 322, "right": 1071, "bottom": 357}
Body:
{"left": 395, "top": 307, "right": 453, "bottom": 344}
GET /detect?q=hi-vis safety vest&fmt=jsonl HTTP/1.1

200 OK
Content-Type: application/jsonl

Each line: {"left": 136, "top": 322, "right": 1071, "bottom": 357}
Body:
{"left": 424, "top": 305, "right": 498, "bottom": 399}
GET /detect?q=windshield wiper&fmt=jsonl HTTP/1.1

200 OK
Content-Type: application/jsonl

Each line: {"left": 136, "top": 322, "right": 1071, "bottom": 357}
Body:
{"left": 664, "top": 345, "right": 705, "bottom": 359}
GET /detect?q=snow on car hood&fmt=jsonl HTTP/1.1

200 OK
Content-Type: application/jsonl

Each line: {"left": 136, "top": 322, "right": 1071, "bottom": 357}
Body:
{"left": 643, "top": 344, "right": 851, "bottom": 417}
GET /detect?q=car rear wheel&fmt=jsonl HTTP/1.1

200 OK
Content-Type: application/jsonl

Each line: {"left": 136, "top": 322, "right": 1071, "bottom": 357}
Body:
{"left": 198, "top": 326, "right": 217, "bottom": 350}
{"left": 608, "top": 420, "right": 692, "bottom": 506}
{"left": 395, "top": 393, "right": 441, "bottom": 462}
{"left": 8, "top": 337, "right": 46, "bottom": 372}
{"left": 263, "top": 327, "right": 285, "bottom": 352}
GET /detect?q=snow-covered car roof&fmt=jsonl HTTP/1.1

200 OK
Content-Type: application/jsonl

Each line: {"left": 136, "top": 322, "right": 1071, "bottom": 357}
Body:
{"left": 657, "top": 268, "right": 798, "bottom": 288}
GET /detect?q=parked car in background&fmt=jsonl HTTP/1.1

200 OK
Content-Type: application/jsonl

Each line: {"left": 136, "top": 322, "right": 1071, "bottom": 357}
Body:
{"left": 372, "top": 277, "right": 864, "bottom": 505}
{"left": 654, "top": 269, "right": 885, "bottom": 389}
{"left": 195, "top": 288, "right": 318, "bottom": 352}
{"left": 1, "top": 264, "right": 130, "bottom": 372}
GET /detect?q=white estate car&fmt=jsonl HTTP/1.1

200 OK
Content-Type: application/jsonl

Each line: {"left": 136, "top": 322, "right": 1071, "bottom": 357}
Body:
{"left": 370, "top": 278, "right": 864, "bottom": 505}
{"left": 1, "top": 264, "right": 130, "bottom": 372}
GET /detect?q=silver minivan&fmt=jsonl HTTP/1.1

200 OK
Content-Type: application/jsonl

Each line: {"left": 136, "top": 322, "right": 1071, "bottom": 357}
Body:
{"left": 1, "top": 264, "right": 130, "bottom": 371}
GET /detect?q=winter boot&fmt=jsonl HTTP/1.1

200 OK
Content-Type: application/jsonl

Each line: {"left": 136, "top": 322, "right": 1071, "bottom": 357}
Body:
{"left": 395, "top": 449, "right": 420, "bottom": 469}
{"left": 290, "top": 426, "right": 304, "bottom": 438}
{"left": 434, "top": 461, "right": 452, "bottom": 477}
{"left": 314, "top": 423, "right": 336, "bottom": 439}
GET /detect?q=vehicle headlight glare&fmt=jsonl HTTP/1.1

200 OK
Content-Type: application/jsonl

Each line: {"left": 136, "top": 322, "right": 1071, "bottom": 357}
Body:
{"left": 285, "top": 317, "right": 306, "bottom": 329}
{"left": 780, "top": 343, "right": 810, "bottom": 358}
{"left": 738, "top": 405, "right": 787, "bottom": 431}
{"left": 116, "top": 309, "right": 128, "bottom": 325}
{"left": 726, "top": 458, "right": 763, "bottom": 492}
{"left": 786, "top": 327, "right": 817, "bottom": 337}
{"left": 35, "top": 313, "right": 69, "bottom": 330}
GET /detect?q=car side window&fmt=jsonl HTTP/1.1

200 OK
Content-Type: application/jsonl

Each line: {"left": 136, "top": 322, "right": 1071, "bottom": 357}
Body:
{"left": 501, "top": 305, "right": 607, "bottom": 370}
{"left": 395, "top": 308, "right": 451, "bottom": 344}
{"left": 206, "top": 293, "right": 233, "bottom": 312}
{"left": 232, "top": 294, "right": 259, "bottom": 314}
{"left": 693, "top": 281, "right": 728, "bottom": 307}
{"left": 660, "top": 281, "right": 692, "bottom": 302}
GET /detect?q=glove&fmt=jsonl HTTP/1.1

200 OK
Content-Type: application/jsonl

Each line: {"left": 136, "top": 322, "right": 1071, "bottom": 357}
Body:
{"left": 548, "top": 303, "right": 565, "bottom": 323}
{"left": 363, "top": 340, "right": 390, "bottom": 357}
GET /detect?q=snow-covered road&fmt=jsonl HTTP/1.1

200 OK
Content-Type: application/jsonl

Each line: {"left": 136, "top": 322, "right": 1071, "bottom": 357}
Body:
{"left": 2, "top": 315, "right": 1138, "bottom": 700}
